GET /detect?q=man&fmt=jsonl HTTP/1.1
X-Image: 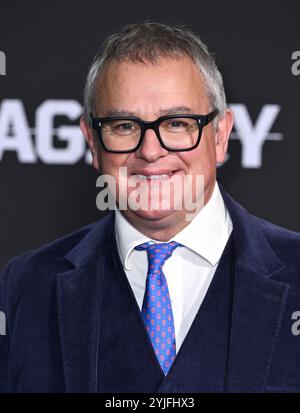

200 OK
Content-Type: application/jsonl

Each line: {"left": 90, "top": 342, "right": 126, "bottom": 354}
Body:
{"left": 1, "top": 22, "right": 300, "bottom": 393}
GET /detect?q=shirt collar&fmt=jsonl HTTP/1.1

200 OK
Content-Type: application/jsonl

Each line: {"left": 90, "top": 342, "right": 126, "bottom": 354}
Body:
{"left": 114, "top": 208, "right": 153, "bottom": 271}
{"left": 171, "top": 181, "right": 232, "bottom": 265}
{"left": 114, "top": 181, "right": 232, "bottom": 270}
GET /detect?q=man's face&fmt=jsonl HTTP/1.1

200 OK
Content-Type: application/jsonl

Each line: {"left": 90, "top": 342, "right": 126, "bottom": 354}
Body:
{"left": 81, "top": 56, "right": 233, "bottom": 239}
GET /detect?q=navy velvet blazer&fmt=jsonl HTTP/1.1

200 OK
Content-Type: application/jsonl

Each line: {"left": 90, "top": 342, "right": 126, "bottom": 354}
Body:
{"left": 1, "top": 188, "right": 300, "bottom": 393}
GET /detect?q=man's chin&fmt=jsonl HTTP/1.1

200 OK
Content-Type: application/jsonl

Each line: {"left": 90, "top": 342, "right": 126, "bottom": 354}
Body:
{"left": 126, "top": 207, "right": 177, "bottom": 223}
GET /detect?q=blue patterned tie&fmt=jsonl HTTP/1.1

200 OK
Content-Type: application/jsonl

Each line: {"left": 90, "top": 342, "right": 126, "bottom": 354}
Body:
{"left": 135, "top": 241, "right": 182, "bottom": 375}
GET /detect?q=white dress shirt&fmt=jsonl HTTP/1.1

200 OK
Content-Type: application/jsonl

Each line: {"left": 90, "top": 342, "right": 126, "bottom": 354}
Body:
{"left": 114, "top": 181, "right": 233, "bottom": 353}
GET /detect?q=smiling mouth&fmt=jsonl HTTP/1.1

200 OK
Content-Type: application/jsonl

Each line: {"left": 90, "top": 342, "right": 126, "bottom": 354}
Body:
{"left": 132, "top": 171, "right": 181, "bottom": 181}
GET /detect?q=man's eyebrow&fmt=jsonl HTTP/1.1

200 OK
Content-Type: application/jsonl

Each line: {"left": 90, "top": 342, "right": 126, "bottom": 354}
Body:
{"left": 103, "top": 106, "right": 193, "bottom": 118}
{"left": 158, "top": 106, "right": 193, "bottom": 115}
{"left": 103, "top": 109, "right": 137, "bottom": 117}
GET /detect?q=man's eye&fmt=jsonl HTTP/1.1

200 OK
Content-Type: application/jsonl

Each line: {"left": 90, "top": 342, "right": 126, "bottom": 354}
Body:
{"left": 116, "top": 123, "right": 134, "bottom": 130}
{"left": 112, "top": 122, "right": 137, "bottom": 133}
{"left": 165, "top": 120, "right": 191, "bottom": 131}
{"left": 169, "top": 121, "right": 185, "bottom": 128}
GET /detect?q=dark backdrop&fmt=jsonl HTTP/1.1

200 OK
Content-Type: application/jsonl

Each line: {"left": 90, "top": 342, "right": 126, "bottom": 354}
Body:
{"left": 0, "top": 0, "right": 299, "bottom": 269}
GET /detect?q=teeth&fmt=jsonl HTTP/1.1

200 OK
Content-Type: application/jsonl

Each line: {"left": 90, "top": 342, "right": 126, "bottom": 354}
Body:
{"left": 135, "top": 174, "right": 170, "bottom": 180}
{"left": 148, "top": 174, "right": 169, "bottom": 179}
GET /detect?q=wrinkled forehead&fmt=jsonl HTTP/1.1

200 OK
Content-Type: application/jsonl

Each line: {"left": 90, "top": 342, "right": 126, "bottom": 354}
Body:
{"left": 94, "top": 56, "right": 211, "bottom": 116}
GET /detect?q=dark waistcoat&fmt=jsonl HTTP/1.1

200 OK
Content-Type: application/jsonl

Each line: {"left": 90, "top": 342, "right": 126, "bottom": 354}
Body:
{"left": 97, "top": 233, "right": 235, "bottom": 392}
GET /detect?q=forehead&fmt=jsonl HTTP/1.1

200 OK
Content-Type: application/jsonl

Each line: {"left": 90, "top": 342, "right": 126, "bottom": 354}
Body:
{"left": 95, "top": 56, "right": 210, "bottom": 116}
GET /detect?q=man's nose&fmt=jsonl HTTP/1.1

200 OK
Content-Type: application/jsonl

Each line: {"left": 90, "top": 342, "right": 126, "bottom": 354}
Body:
{"left": 135, "top": 128, "right": 168, "bottom": 162}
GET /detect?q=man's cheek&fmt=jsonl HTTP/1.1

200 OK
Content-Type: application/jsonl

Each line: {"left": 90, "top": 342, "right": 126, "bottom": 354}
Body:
{"left": 99, "top": 155, "right": 116, "bottom": 175}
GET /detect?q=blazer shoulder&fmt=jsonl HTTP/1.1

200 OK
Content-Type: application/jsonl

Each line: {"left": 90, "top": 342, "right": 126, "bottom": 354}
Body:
{"left": 0, "top": 213, "right": 113, "bottom": 287}
{"left": 3, "top": 222, "right": 92, "bottom": 271}
{"left": 221, "top": 186, "right": 300, "bottom": 267}
{"left": 252, "top": 214, "right": 300, "bottom": 267}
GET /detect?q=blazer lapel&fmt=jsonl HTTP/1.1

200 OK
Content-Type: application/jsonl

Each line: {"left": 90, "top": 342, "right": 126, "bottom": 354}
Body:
{"left": 220, "top": 188, "right": 290, "bottom": 392}
{"left": 226, "top": 260, "right": 289, "bottom": 392}
{"left": 57, "top": 212, "right": 115, "bottom": 392}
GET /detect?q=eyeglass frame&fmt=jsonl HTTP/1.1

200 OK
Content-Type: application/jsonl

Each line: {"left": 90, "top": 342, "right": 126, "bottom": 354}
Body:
{"left": 90, "top": 108, "right": 219, "bottom": 153}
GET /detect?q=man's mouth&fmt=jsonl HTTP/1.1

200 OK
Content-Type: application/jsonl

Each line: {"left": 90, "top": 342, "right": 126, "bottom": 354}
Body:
{"left": 133, "top": 173, "right": 173, "bottom": 181}
{"left": 131, "top": 170, "right": 181, "bottom": 181}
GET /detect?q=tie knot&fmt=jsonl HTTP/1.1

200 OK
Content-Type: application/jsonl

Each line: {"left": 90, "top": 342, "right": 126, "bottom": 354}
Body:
{"left": 135, "top": 241, "right": 181, "bottom": 269}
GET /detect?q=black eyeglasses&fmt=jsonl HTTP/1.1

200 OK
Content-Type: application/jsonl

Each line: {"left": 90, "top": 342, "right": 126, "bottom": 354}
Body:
{"left": 91, "top": 109, "right": 218, "bottom": 153}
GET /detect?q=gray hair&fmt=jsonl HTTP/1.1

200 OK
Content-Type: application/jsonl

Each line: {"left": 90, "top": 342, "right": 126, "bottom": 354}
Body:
{"left": 83, "top": 22, "right": 227, "bottom": 123}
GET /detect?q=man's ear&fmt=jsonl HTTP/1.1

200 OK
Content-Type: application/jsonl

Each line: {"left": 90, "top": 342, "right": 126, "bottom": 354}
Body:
{"left": 215, "top": 108, "right": 234, "bottom": 164}
{"left": 80, "top": 116, "right": 101, "bottom": 170}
